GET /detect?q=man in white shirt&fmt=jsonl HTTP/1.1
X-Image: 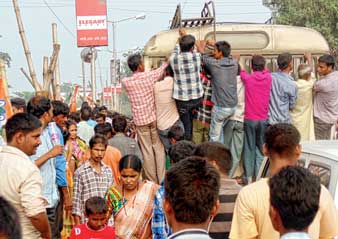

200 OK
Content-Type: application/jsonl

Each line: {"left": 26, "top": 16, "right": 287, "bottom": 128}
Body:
{"left": 0, "top": 113, "right": 51, "bottom": 239}
{"left": 77, "top": 107, "right": 95, "bottom": 144}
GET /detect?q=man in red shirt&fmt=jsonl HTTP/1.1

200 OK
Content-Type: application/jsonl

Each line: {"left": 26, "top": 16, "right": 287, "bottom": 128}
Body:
{"left": 70, "top": 197, "right": 115, "bottom": 239}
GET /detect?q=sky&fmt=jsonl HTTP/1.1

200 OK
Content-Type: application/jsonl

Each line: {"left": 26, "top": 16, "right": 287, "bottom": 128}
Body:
{"left": 0, "top": 0, "right": 271, "bottom": 94}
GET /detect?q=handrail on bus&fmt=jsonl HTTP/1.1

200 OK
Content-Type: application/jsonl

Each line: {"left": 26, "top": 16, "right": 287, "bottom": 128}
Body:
{"left": 169, "top": 1, "right": 216, "bottom": 41}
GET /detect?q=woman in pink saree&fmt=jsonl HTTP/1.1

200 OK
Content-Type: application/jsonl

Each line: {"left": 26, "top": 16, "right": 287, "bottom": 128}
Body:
{"left": 105, "top": 155, "right": 159, "bottom": 239}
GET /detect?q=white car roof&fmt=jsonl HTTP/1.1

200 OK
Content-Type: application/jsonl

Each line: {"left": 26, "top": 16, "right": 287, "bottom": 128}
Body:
{"left": 301, "top": 140, "right": 338, "bottom": 162}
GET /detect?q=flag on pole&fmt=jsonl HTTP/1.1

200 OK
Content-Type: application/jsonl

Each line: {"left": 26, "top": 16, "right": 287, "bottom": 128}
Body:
{"left": 69, "top": 85, "right": 79, "bottom": 113}
{"left": 0, "top": 60, "right": 13, "bottom": 128}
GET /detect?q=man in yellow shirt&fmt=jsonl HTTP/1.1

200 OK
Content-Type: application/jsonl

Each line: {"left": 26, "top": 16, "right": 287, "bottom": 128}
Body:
{"left": 229, "top": 123, "right": 338, "bottom": 239}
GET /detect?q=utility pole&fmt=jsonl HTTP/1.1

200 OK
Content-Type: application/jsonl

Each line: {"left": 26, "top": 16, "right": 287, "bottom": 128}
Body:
{"left": 112, "top": 22, "right": 117, "bottom": 112}
{"left": 12, "top": 0, "right": 42, "bottom": 91}
{"left": 262, "top": 0, "right": 279, "bottom": 24}
{"left": 82, "top": 60, "right": 86, "bottom": 101}
{"left": 52, "top": 23, "right": 61, "bottom": 100}
{"left": 90, "top": 48, "right": 96, "bottom": 102}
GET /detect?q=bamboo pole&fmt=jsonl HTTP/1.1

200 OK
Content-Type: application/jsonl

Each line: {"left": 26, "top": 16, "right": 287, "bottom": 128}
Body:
{"left": 52, "top": 23, "right": 61, "bottom": 100}
{"left": 50, "top": 56, "right": 56, "bottom": 100}
{"left": 43, "top": 56, "right": 48, "bottom": 87}
{"left": 12, "top": 0, "right": 42, "bottom": 91}
{"left": 43, "top": 44, "right": 60, "bottom": 90}
{"left": 20, "top": 67, "right": 33, "bottom": 87}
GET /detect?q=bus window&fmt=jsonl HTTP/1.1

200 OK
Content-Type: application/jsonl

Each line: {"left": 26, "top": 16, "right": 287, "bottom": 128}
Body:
{"left": 205, "top": 31, "right": 269, "bottom": 50}
{"left": 265, "top": 57, "right": 278, "bottom": 73}
{"left": 243, "top": 57, "right": 251, "bottom": 73}
{"left": 146, "top": 57, "right": 165, "bottom": 70}
{"left": 313, "top": 56, "right": 319, "bottom": 79}
{"left": 293, "top": 57, "right": 303, "bottom": 80}
{"left": 292, "top": 56, "right": 320, "bottom": 80}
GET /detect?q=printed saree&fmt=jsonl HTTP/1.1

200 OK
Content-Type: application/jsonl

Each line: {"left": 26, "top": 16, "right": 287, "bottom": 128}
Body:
{"left": 105, "top": 180, "right": 158, "bottom": 239}
{"left": 61, "top": 137, "right": 88, "bottom": 238}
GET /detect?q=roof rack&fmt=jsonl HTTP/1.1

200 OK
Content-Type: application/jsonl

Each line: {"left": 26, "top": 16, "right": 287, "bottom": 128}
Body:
{"left": 169, "top": 1, "right": 216, "bottom": 29}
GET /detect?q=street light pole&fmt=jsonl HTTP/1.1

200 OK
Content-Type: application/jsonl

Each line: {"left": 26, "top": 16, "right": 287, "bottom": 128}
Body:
{"left": 90, "top": 47, "right": 96, "bottom": 102}
{"left": 108, "top": 13, "right": 146, "bottom": 112}
{"left": 112, "top": 21, "right": 117, "bottom": 112}
{"left": 82, "top": 60, "right": 86, "bottom": 101}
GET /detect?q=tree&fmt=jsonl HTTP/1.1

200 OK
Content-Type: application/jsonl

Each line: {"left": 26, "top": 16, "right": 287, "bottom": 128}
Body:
{"left": 117, "top": 60, "right": 133, "bottom": 116}
{"left": 12, "top": 91, "right": 34, "bottom": 102}
{"left": 263, "top": 0, "right": 338, "bottom": 55}
{"left": 0, "top": 52, "right": 11, "bottom": 67}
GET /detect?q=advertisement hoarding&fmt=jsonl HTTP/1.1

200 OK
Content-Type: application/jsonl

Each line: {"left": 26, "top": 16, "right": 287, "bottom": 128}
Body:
{"left": 103, "top": 85, "right": 122, "bottom": 100}
{"left": 76, "top": 0, "right": 108, "bottom": 47}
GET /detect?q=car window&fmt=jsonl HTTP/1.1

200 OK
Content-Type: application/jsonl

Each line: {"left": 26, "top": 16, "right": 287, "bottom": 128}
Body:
{"left": 260, "top": 158, "right": 306, "bottom": 178}
{"left": 308, "top": 162, "right": 331, "bottom": 188}
{"left": 297, "top": 159, "right": 306, "bottom": 168}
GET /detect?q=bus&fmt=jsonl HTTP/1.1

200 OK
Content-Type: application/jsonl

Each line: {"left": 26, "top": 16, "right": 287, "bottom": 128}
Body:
{"left": 143, "top": 23, "right": 330, "bottom": 78}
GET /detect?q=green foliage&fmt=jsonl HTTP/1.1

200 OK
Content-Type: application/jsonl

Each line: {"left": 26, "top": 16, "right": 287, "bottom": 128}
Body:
{"left": 119, "top": 89, "right": 132, "bottom": 117}
{"left": 264, "top": 0, "right": 338, "bottom": 55}
{"left": 0, "top": 52, "right": 11, "bottom": 67}
{"left": 118, "top": 60, "right": 132, "bottom": 116}
{"left": 13, "top": 91, "right": 34, "bottom": 102}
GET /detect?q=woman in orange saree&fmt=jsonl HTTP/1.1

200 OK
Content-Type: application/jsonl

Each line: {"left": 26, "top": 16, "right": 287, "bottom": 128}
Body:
{"left": 105, "top": 155, "right": 159, "bottom": 239}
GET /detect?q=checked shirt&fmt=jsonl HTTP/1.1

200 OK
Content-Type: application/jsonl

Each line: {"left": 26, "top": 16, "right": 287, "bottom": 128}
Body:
{"left": 121, "top": 63, "right": 168, "bottom": 126}
{"left": 170, "top": 44, "right": 203, "bottom": 101}
{"left": 194, "top": 72, "right": 213, "bottom": 126}
{"left": 72, "top": 160, "right": 113, "bottom": 223}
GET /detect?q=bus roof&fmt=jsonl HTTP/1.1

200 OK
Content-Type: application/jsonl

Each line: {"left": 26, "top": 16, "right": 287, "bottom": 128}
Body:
{"left": 144, "top": 23, "right": 330, "bottom": 57}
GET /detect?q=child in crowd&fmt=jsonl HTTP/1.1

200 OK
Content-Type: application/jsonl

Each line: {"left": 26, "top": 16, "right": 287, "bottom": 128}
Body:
{"left": 167, "top": 125, "right": 185, "bottom": 146}
{"left": 70, "top": 197, "right": 115, "bottom": 239}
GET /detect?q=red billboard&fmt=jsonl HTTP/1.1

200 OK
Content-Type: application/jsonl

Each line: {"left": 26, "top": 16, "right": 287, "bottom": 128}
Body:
{"left": 103, "top": 85, "right": 122, "bottom": 100}
{"left": 76, "top": 0, "right": 108, "bottom": 47}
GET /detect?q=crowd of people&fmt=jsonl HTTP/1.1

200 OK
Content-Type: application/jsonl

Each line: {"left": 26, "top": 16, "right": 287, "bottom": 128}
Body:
{"left": 0, "top": 27, "right": 338, "bottom": 239}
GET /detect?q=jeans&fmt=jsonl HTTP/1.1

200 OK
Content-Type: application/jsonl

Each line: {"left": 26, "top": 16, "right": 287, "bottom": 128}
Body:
{"left": 158, "top": 120, "right": 184, "bottom": 153}
{"left": 223, "top": 120, "right": 244, "bottom": 177}
{"left": 176, "top": 98, "right": 202, "bottom": 140}
{"left": 209, "top": 106, "right": 236, "bottom": 142}
{"left": 46, "top": 201, "right": 61, "bottom": 239}
{"left": 243, "top": 120, "right": 268, "bottom": 180}
{"left": 314, "top": 117, "right": 334, "bottom": 140}
{"left": 136, "top": 121, "right": 166, "bottom": 184}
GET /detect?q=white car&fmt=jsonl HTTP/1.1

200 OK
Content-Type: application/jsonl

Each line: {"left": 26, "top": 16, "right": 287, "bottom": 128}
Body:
{"left": 257, "top": 140, "right": 338, "bottom": 208}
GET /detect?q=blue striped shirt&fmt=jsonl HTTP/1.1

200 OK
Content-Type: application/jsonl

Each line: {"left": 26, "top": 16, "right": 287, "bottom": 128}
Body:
{"left": 152, "top": 181, "right": 172, "bottom": 239}
{"left": 268, "top": 72, "right": 298, "bottom": 124}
